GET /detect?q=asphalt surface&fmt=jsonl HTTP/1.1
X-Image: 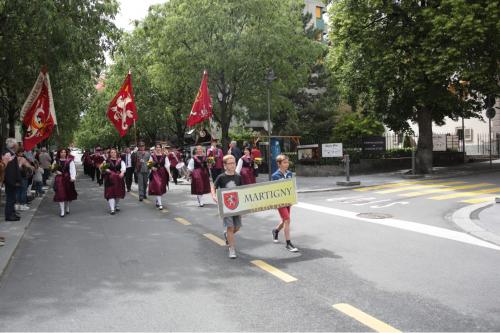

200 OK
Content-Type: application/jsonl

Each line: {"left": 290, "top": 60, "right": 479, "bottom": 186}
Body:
{"left": 0, "top": 170, "right": 499, "bottom": 331}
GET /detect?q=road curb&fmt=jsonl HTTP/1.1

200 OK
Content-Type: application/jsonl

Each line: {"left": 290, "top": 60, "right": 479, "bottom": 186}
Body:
{"left": 0, "top": 192, "right": 46, "bottom": 281}
{"left": 451, "top": 200, "right": 500, "bottom": 247}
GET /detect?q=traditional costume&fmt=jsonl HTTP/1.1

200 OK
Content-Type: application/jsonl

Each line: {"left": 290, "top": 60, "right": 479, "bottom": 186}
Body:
{"left": 148, "top": 153, "right": 170, "bottom": 209}
{"left": 207, "top": 145, "right": 224, "bottom": 183}
{"left": 53, "top": 156, "right": 77, "bottom": 217}
{"left": 103, "top": 158, "right": 126, "bottom": 214}
{"left": 188, "top": 155, "right": 211, "bottom": 206}
{"left": 168, "top": 149, "right": 183, "bottom": 185}
{"left": 236, "top": 155, "right": 256, "bottom": 185}
{"left": 91, "top": 152, "right": 105, "bottom": 185}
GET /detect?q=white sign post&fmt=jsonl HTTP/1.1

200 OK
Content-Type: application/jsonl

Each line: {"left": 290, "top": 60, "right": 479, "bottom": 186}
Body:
{"left": 322, "top": 143, "right": 343, "bottom": 157}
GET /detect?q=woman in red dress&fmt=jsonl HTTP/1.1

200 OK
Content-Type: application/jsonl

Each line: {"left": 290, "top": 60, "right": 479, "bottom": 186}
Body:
{"left": 236, "top": 146, "right": 256, "bottom": 185}
{"left": 53, "top": 148, "right": 77, "bottom": 217}
{"left": 148, "top": 144, "right": 170, "bottom": 210}
{"left": 188, "top": 145, "right": 211, "bottom": 207}
{"left": 103, "top": 148, "right": 126, "bottom": 215}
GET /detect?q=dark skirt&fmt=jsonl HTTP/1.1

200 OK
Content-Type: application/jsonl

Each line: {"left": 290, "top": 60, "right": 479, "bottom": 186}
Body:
{"left": 240, "top": 166, "right": 256, "bottom": 185}
{"left": 104, "top": 172, "right": 126, "bottom": 200}
{"left": 191, "top": 168, "right": 211, "bottom": 195}
{"left": 148, "top": 167, "right": 168, "bottom": 195}
{"left": 53, "top": 174, "right": 78, "bottom": 202}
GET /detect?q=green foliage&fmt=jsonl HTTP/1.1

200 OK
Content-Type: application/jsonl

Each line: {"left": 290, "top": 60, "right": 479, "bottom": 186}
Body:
{"left": 146, "top": 0, "right": 323, "bottom": 149}
{"left": 331, "top": 112, "right": 385, "bottom": 145}
{"left": 328, "top": 0, "right": 500, "bottom": 172}
{"left": 0, "top": 0, "right": 119, "bottom": 146}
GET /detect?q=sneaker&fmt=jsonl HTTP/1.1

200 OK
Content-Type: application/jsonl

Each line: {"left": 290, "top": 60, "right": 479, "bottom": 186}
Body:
{"left": 20, "top": 205, "right": 30, "bottom": 211}
{"left": 272, "top": 229, "right": 279, "bottom": 243}
{"left": 286, "top": 242, "right": 299, "bottom": 252}
{"left": 158, "top": 205, "right": 163, "bottom": 210}
{"left": 228, "top": 247, "right": 237, "bottom": 259}
{"left": 223, "top": 231, "right": 228, "bottom": 245}
{"left": 198, "top": 203, "right": 204, "bottom": 207}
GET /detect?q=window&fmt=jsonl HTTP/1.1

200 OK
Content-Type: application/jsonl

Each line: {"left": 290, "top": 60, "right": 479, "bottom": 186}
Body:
{"left": 456, "top": 128, "right": 473, "bottom": 142}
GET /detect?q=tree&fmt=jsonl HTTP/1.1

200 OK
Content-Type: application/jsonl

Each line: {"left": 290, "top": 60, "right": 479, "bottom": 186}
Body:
{"left": 0, "top": 0, "right": 119, "bottom": 146}
{"left": 147, "top": 0, "right": 323, "bottom": 150}
{"left": 328, "top": 0, "right": 499, "bottom": 173}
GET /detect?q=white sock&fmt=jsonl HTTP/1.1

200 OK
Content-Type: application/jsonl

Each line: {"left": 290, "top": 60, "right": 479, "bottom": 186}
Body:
{"left": 59, "top": 202, "right": 65, "bottom": 215}
{"left": 157, "top": 196, "right": 162, "bottom": 206}
{"left": 109, "top": 198, "right": 115, "bottom": 211}
{"left": 197, "top": 195, "right": 203, "bottom": 205}
{"left": 115, "top": 199, "right": 120, "bottom": 209}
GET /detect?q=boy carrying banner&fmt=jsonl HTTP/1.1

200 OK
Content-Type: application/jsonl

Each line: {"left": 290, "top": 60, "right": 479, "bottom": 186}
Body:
{"left": 211, "top": 155, "right": 242, "bottom": 259}
{"left": 272, "top": 154, "right": 299, "bottom": 252}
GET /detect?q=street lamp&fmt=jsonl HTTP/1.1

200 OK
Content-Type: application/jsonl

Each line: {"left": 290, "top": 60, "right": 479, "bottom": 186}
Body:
{"left": 266, "top": 68, "right": 276, "bottom": 181}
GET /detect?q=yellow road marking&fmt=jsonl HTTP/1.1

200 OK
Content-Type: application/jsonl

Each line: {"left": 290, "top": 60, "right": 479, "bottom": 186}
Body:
{"left": 174, "top": 217, "right": 191, "bottom": 225}
{"left": 129, "top": 192, "right": 139, "bottom": 198}
{"left": 430, "top": 186, "right": 500, "bottom": 200}
{"left": 376, "top": 181, "right": 466, "bottom": 194}
{"left": 203, "top": 233, "right": 226, "bottom": 246}
{"left": 399, "top": 183, "right": 489, "bottom": 197}
{"left": 333, "top": 303, "right": 401, "bottom": 333}
{"left": 354, "top": 181, "right": 423, "bottom": 192}
{"left": 461, "top": 197, "right": 495, "bottom": 204}
{"left": 250, "top": 260, "right": 297, "bottom": 283}
{"left": 160, "top": 209, "right": 169, "bottom": 213}
{"left": 144, "top": 199, "right": 152, "bottom": 204}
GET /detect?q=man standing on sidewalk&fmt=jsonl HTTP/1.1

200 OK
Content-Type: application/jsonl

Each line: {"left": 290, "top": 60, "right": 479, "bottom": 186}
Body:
{"left": 134, "top": 141, "right": 150, "bottom": 201}
{"left": 38, "top": 147, "right": 52, "bottom": 186}
{"left": 3, "top": 138, "right": 21, "bottom": 221}
{"left": 121, "top": 147, "right": 134, "bottom": 192}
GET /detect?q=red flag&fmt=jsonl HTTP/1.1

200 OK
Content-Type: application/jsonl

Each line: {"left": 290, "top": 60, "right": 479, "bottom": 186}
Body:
{"left": 187, "top": 70, "right": 213, "bottom": 127}
{"left": 107, "top": 72, "right": 138, "bottom": 137}
{"left": 20, "top": 70, "right": 57, "bottom": 151}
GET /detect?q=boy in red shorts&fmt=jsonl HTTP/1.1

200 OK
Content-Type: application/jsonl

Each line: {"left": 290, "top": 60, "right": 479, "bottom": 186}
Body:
{"left": 271, "top": 154, "right": 298, "bottom": 252}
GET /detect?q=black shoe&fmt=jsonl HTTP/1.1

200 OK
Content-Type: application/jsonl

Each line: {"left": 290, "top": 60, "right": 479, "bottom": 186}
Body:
{"left": 5, "top": 216, "right": 20, "bottom": 221}
{"left": 286, "top": 242, "right": 299, "bottom": 252}
{"left": 272, "top": 229, "right": 279, "bottom": 243}
{"left": 116, "top": 207, "right": 120, "bottom": 212}
{"left": 139, "top": 198, "right": 143, "bottom": 202}
{"left": 110, "top": 211, "right": 115, "bottom": 215}
{"left": 127, "top": 189, "right": 131, "bottom": 192}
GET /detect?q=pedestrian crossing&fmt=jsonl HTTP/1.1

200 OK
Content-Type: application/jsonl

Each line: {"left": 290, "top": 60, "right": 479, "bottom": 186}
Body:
{"left": 355, "top": 180, "right": 500, "bottom": 204}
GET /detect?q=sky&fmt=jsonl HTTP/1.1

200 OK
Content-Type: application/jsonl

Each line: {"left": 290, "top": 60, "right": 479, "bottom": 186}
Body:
{"left": 114, "top": 0, "right": 168, "bottom": 31}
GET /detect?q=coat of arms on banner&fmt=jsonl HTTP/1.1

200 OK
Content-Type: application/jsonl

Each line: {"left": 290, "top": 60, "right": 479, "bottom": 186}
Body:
{"left": 223, "top": 192, "right": 239, "bottom": 210}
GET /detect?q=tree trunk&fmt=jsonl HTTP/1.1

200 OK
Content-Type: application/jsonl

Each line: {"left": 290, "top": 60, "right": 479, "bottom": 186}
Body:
{"left": 416, "top": 107, "right": 433, "bottom": 174}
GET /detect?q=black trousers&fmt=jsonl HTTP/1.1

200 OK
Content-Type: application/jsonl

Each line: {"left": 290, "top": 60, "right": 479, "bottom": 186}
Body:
{"left": 210, "top": 168, "right": 222, "bottom": 183}
{"left": 125, "top": 167, "right": 134, "bottom": 191}
{"left": 89, "top": 166, "right": 96, "bottom": 181}
{"left": 95, "top": 168, "right": 103, "bottom": 185}
{"left": 42, "top": 168, "right": 50, "bottom": 185}
{"left": 170, "top": 166, "right": 179, "bottom": 185}
{"left": 4, "top": 185, "right": 17, "bottom": 219}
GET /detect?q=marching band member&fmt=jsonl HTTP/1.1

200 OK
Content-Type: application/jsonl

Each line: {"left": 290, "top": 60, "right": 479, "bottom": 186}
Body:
{"left": 206, "top": 139, "right": 224, "bottom": 183}
{"left": 148, "top": 144, "right": 171, "bottom": 210}
{"left": 187, "top": 145, "right": 210, "bottom": 207}
{"left": 103, "top": 148, "right": 126, "bottom": 215}
{"left": 134, "top": 141, "right": 150, "bottom": 201}
{"left": 168, "top": 146, "right": 182, "bottom": 185}
{"left": 121, "top": 147, "right": 134, "bottom": 192}
{"left": 53, "top": 148, "right": 77, "bottom": 217}
{"left": 92, "top": 146, "right": 105, "bottom": 186}
{"left": 235, "top": 146, "right": 256, "bottom": 185}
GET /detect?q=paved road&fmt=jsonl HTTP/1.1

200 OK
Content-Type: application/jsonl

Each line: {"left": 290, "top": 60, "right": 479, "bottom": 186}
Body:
{"left": 0, "top": 171, "right": 499, "bottom": 331}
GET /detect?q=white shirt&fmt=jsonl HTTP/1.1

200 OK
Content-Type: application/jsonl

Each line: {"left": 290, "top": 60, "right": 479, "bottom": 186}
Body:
{"left": 68, "top": 160, "right": 77, "bottom": 181}
{"left": 149, "top": 155, "right": 171, "bottom": 173}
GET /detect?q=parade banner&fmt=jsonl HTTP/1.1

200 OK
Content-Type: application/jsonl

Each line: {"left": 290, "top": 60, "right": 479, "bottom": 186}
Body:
{"left": 20, "top": 70, "right": 57, "bottom": 151}
{"left": 187, "top": 70, "right": 212, "bottom": 127}
{"left": 107, "top": 71, "right": 138, "bottom": 137}
{"left": 217, "top": 179, "right": 297, "bottom": 217}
